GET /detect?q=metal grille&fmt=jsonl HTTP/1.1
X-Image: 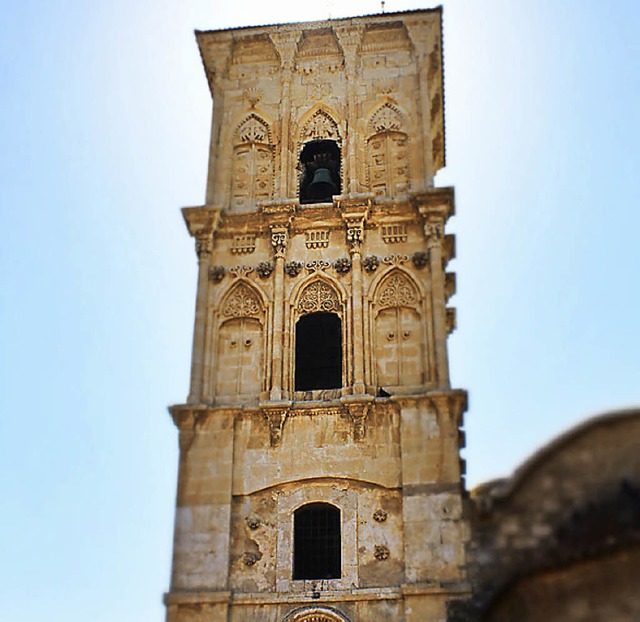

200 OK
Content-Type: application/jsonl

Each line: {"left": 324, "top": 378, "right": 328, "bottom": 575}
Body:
{"left": 293, "top": 503, "right": 341, "bottom": 580}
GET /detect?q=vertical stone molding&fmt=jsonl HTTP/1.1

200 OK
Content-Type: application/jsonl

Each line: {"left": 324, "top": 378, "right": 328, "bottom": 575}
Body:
{"left": 182, "top": 207, "right": 221, "bottom": 404}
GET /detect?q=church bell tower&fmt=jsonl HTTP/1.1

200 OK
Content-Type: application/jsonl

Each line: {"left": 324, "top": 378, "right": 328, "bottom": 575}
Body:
{"left": 165, "top": 8, "right": 469, "bottom": 622}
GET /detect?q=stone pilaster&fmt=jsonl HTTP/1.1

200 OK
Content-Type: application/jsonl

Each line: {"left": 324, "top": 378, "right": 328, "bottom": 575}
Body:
{"left": 338, "top": 193, "right": 373, "bottom": 394}
{"left": 182, "top": 207, "right": 221, "bottom": 404}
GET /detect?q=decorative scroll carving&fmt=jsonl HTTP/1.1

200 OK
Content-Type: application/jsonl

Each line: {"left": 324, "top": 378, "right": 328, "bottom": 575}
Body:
{"left": 305, "top": 260, "right": 331, "bottom": 273}
{"left": 298, "top": 281, "right": 341, "bottom": 315}
{"left": 229, "top": 265, "right": 254, "bottom": 278}
{"left": 382, "top": 254, "right": 409, "bottom": 266}
{"left": 231, "top": 114, "right": 273, "bottom": 208}
{"left": 300, "top": 109, "right": 341, "bottom": 145}
{"left": 381, "top": 223, "right": 408, "bottom": 243}
{"left": 270, "top": 225, "right": 288, "bottom": 259}
{"left": 222, "top": 283, "right": 261, "bottom": 318}
{"left": 377, "top": 273, "right": 418, "bottom": 309}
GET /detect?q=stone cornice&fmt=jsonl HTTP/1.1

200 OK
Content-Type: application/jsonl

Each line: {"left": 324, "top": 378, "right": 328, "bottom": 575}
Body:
{"left": 181, "top": 205, "right": 222, "bottom": 239}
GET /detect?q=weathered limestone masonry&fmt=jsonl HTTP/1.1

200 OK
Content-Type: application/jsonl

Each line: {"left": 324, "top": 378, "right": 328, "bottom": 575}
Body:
{"left": 165, "top": 9, "right": 470, "bottom": 622}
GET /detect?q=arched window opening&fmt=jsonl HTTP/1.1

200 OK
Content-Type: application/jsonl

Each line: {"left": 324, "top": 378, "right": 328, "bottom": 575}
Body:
{"left": 295, "top": 312, "right": 342, "bottom": 391}
{"left": 299, "top": 140, "right": 341, "bottom": 204}
{"left": 293, "top": 503, "right": 341, "bottom": 580}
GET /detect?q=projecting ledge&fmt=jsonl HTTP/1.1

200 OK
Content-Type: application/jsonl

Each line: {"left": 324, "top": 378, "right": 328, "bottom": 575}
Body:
{"left": 163, "top": 590, "right": 231, "bottom": 605}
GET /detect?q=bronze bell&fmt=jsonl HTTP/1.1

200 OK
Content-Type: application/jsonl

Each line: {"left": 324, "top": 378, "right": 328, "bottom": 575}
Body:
{"left": 307, "top": 167, "right": 338, "bottom": 201}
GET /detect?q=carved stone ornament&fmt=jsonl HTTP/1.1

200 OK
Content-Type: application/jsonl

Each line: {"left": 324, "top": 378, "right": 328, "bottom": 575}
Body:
{"left": 412, "top": 251, "right": 429, "bottom": 269}
{"left": 262, "top": 408, "right": 289, "bottom": 447}
{"left": 229, "top": 265, "right": 254, "bottom": 278}
{"left": 447, "top": 307, "right": 457, "bottom": 335}
{"left": 231, "top": 234, "right": 256, "bottom": 254}
{"left": 208, "top": 265, "right": 226, "bottom": 282}
{"left": 242, "top": 552, "right": 259, "bottom": 566}
{"left": 195, "top": 234, "right": 212, "bottom": 258}
{"left": 285, "top": 261, "right": 303, "bottom": 277}
{"left": 374, "top": 544, "right": 390, "bottom": 561}
{"left": 343, "top": 402, "right": 370, "bottom": 442}
{"left": 373, "top": 509, "right": 388, "bottom": 523}
{"left": 425, "top": 220, "right": 444, "bottom": 249}
{"left": 377, "top": 273, "right": 418, "bottom": 309}
{"left": 362, "top": 255, "right": 380, "bottom": 272}
{"left": 305, "top": 260, "right": 331, "bottom": 273}
{"left": 270, "top": 226, "right": 288, "bottom": 258}
{"left": 300, "top": 108, "right": 341, "bottom": 145}
{"left": 285, "top": 607, "right": 351, "bottom": 622}
{"left": 243, "top": 87, "right": 264, "bottom": 108}
{"left": 382, "top": 254, "right": 409, "bottom": 266}
{"left": 298, "top": 281, "right": 341, "bottom": 315}
{"left": 333, "top": 257, "right": 352, "bottom": 274}
{"left": 222, "top": 283, "right": 261, "bottom": 318}
{"left": 246, "top": 516, "right": 261, "bottom": 530}
{"left": 256, "top": 261, "right": 274, "bottom": 279}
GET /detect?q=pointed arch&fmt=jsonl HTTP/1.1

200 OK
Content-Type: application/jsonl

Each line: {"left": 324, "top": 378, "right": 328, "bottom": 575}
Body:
{"left": 214, "top": 279, "right": 267, "bottom": 400}
{"left": 291, "top": 272, "right": 348, "bottom": 317}
{"left": 370, "top": 268, "right": 425, "bottom": 388}
{"left": 366, "top": 102, "right": 410, "bottom": 197}
{"left": 231, "top": 112, "right": 274, "bottom": 209}
{"left": 298, "top": 105, "right": 342, "bottom": 146}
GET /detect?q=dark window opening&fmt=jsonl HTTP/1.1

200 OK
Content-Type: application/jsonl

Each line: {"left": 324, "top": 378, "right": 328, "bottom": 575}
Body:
{"left": 295, "top": 312, "right": 342, "bottom": 391}
{"left": 293, "top": 503, "right": 341, "bottom": 580}
{"left": 299, "top": 140, "right": 341, "bottom": 204}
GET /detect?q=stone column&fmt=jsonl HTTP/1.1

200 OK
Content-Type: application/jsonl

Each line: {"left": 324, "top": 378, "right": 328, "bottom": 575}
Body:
{"left": 269, "top": 224, "right": 288, "bottom": 401}
{"left": 335, "top": 26, "right": 363, "bottom": 194}
{"left": 271, "top": 32, "right": 298, "bottom": 198}
{"left": 182, "top": 207, "right": 221, "bottom": 404}
{"left": 405, "top": 21, "right": 433, "bottom": 190}
{"left": 340, "top": 196, "right": 371, "bottom": 394}
{"left": 420, "top": 205, "right": 450, "bottom": 389}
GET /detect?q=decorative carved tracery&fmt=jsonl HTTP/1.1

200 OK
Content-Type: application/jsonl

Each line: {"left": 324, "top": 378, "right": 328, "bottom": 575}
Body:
{"left": 367, "top": 104, "right": 409, "bottom": 197}
{"left": 231, "top": 114, "right": 274, "bottom": 208}
{"left": 376, "top": 273, "right": 418, "bottom": 309}
{"left": 285, "top": 606, "right": 351, "bottom": 622}
{"left": 300, "top": 109, "right": 341, "bottom": 145}
{"left": 221, "top": 283, "right": 262, "bottom": 318}
{"left": 298, "top": 281, "right": 341, "bottom": 315}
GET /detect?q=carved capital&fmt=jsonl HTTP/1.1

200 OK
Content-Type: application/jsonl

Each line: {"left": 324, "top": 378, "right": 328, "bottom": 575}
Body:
{"left": 261, "top": 406, "right": 291, "bottom": 447}
{"left": 343, "top": 402, "right": 371, "bottom": 442}
{"left": 270, "top": 225, "right": 288, "bottom": 259}
{"left": 182, "top": 206, "right": 222, "bottom": 259}
{"left": 169, "top": 405, "right": 210, "bottom": 453}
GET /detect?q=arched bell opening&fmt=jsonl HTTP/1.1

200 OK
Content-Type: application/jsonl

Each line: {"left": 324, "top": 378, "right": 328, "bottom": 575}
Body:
{"left": 299, "top": 139, "right": 341, "bottom": 204}
{"left": 295, "top": 312, "right": 342, "bottom": 391}
{"left": 293, "top": 502, "right": 341, "bottom": 580}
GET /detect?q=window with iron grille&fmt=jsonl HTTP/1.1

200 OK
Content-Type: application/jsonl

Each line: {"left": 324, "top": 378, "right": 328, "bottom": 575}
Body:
{"left": 293, "top": 503, "right": 341, "bottom": 580}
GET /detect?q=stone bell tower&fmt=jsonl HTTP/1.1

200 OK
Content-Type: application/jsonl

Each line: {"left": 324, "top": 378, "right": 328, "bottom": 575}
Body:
{"left": 165, "top": 8, "right": 469, "bottom": 622}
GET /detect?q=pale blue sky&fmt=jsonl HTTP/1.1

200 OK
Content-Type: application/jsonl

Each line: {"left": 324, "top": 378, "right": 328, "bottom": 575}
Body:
{"left": 1, "top": 1, "right": 639, "bottom": 620}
